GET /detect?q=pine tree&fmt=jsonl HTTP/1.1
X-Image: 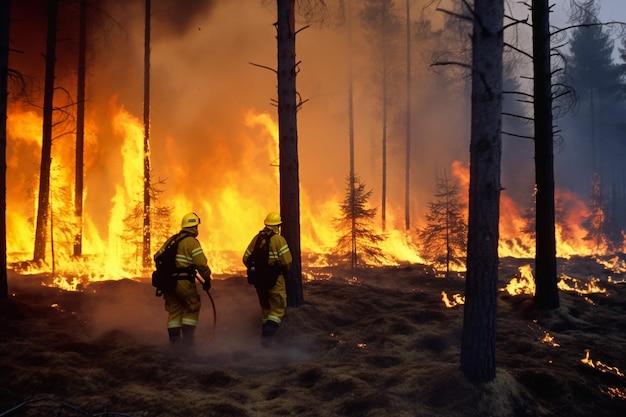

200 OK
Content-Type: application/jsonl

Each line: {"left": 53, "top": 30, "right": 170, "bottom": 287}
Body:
{"left": 417, "top": 172, "right": 467, "bottom": 278}
{"left": 0, "top": 0, "right": 9, "bottom": 299}
{"left": 558, "top": 0, "right": 625, "bottom": 247}
{"left": 333, "top": 174, "right": 386, "bottom": 269}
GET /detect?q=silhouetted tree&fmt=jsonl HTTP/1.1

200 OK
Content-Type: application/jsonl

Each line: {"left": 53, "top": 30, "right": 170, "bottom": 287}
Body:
{"left": 0, "top": 0, "right": 9, "bottom": 299}
{"left": 126, "top": 181, "right": 172, "bottom": 266}
{"left": 73, "top": 0, "right": 87, "bottom": 257}
{"left": 359, "top": 0, "right": 401, "bottom": 231}
{"left": 277, "top": 0, "right": 303, "bottom": 306}
{"left": 334, "top": 174, "right": 386, "bottom": 268}
{"left": 33, "top": 0, "right": 58, "bottom": 264}
{"left": 582, "top": 172, "right": 611, "bottom": 252}
{"left": 558, "top": 0, "right": 625, "bottom": 246}
{"left": 460, "top": 0, "right": 504, "bottom": 384}
{"left": 403, "top": 0, "right": 412, "bottom": 231}
{"left": 142, "top": 0, "right": 152, "bottom": 267}
{"left": 417, "top": 171, "right": 467, "bottom": 278}
{"left": 532, "top": 0, "right": 560, "bottom": 309}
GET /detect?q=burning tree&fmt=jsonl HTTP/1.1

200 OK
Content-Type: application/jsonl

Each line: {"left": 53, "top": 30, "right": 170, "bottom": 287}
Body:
{"left": 417, "top": 171, "right": 467, "bottom": 278}
{"left": 333, "top": 174, "right": 386, "bottom": 269}
{"left": 33, "top": 0, "right": 58, "bottom": 265}
{"left": 0, "top": 0, "right": 8, "bottom": 299}
{"left": 123, "top": 180, "right": 173, "bottom": 266}
{"left": 582, "top": 172, "right": 612, "bottom": 252}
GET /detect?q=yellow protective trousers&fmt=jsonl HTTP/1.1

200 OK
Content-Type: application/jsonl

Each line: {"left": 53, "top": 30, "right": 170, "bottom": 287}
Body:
{"left": 255, "top": 275, "right": 287, "bottom": 324}
{"left": 164, "top": 279, "right": 201, "bottom": 329}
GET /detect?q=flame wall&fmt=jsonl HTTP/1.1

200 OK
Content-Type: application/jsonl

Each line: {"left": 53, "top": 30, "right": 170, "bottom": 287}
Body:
{"left": 5, "top": 0, "right": 612, "bottom": 278}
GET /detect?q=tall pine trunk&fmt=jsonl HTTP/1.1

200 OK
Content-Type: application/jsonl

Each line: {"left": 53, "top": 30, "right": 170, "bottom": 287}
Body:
{"left": 404, "top": 0, "right": 411, "bottom": 231}
{"left": 380, "top": 27, "right": 388, "bottom": 232}
{"left": 34, "top": 0, "right": 58, "bottom": 264}
{"left": 0, "top": 0, "right": 10, "bottom": 299}
{"left": 74, "top": 0, "right": 87, "bottom": 257}
{"left": 277, "top": 0, "right": 303, "bottom": 306}
{"left": 348, "top": 0, "right": 357, "bottom": 269}
{"left": 532, "top": 0, "right": 559, "bottom": 309}
{"left": 460, "top": 0, "right": 504, "bottom": 384}
{"left": 142, "top": 0, "right": 152, "bottom": 267}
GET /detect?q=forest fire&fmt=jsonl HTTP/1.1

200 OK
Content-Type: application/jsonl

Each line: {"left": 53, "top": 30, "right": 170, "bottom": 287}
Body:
{"left": 7, "top": 95, "right": 626, "bottom": 289}
{"left": 5, "top": 0, "right": 626, "bottom": 293}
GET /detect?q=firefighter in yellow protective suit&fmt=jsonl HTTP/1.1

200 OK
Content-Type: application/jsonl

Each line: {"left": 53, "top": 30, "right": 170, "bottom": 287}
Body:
{"left": 243, "top": 212, "right": 292, "bottom": 347}
{"left": 154, "top": 213, "right": 212, "bottom": 350}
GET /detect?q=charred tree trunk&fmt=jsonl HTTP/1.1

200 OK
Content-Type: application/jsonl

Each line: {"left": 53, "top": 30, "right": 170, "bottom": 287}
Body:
{"left": 348, "top": 0, "right": 357, "bottom": 269}
{"left": 460, "top": 0, "right": 504, "bottom": 384}
{"left": 277, "top": 0, "right": 303, "bottom": 306}
{"left": 142, "top": 0, "right": 152, "bottom": 267}
{"left": 73, "top": 0, "right": 87, "bottom": 257}
{"left": 34, "top": 0, "right": 58, "bottom": 264}
{"left": 532, "top": 0, "right": 559, "bottom": 309}
{"left": 381, "top": 29, "right": 388, "bottom": 232}
{"left": 0, "top": 0, "right": 10, "bottom": 299}
{"left": 404, "top": 0, "right": 411, "bottom": 231}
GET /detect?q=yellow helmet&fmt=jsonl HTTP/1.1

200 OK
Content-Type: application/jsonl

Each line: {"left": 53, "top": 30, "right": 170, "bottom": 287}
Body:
{"left": 181, "top": 212, "right": 201, "bottom": 228}
{"left": 264, "top": 212, "right": 282, "bottom": 226}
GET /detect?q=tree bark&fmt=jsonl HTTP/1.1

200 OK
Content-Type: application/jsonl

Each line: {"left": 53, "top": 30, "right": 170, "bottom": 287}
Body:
{"left": 142, "top": 0, "right": 152, "bottom": 267}
{"left": 277, "top": 0, "right": 303, "bottom": 306}
{"left": 34, "top": 0, "right": 58, "bottom": 264}
{"left": 74, "top": 0, "right": 87, "bottom": 257}
{"left": 532, "top": 0, "right": 559, "bottom": 309}
{"left": 460, "top": 0, "right": 504, "bottom": 384}
{"left": 381, "top": 33, "right": 387, "bottom": 232}
{"left": 0, "top": 0, "right": 10, "bottom": 299}
{"left": 404, "top": 0, "right": 411, "bottom": 231}
{"left": 348, "top": 0, "right": 356, "bottom": 269}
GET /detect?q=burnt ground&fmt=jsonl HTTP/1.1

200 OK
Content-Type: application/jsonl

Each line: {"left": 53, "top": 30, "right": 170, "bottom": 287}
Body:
{"left": 1, "top": 256, "right": 625, "bottom": 417}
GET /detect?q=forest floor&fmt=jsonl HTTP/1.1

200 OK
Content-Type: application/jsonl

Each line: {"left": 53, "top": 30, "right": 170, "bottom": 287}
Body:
{"left": 1, "top": 255, "right": 626, "bottom": 417}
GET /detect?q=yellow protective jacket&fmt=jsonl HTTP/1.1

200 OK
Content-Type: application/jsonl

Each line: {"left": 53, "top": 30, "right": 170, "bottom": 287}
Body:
{"left": 154, "top": 228, "right": 212, "bottom": 282}
{"left": 243, "top": 227, "right": 292, "bottom": 277}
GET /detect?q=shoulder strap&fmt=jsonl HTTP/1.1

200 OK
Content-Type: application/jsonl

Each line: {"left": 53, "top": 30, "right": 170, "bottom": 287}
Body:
{"left": 253, "top": 229, "right": 274, "bottom": 252}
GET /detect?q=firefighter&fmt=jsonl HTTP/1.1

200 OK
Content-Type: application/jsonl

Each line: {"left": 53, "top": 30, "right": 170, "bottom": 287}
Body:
{"left": 243, "top": 212, "right": 293, "bottom": 347}
{"left": 154, "top": 212, "right": 212, "bottom": 350}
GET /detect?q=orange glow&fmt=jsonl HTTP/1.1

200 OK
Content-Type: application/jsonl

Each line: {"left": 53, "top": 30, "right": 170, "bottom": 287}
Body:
{"left": 451, "top": 162, "right": 615, "bottom": 259}
{"left": 540, "top": 331, "right": 560, "bottom": 347}
{"left": 558, "top": 275, "right": 607, "bottom": 295}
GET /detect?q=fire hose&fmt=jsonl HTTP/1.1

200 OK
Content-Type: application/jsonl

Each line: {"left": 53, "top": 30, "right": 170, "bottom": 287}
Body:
{"left": 195, "top": 275, "right": 217, "bottom": 346}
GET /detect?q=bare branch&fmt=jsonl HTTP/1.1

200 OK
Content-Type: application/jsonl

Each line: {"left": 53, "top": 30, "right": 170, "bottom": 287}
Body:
{"left": 248, "top": 62, "right": 277, "bottom": 74}
{"left": 502, "top": 131, "right": 534, "bottom": 140}
{"left": 504, "top": 42, "right": 533, "bottom": 60}
{"left": 430, "top": 61, "right": 471, "bottom": 69}
{"left": 502, "top": 112, "right": 534, "bottom": 122}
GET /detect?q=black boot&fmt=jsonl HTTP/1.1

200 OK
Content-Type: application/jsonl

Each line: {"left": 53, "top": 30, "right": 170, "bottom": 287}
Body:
{"left": 182, "top": 325, "right": 196, "bottom": 349}
{"left": 261, "top": 320, "right": 279, "bottom": 347}
{"left": 168, "top": 327, "right": 182, "bottom": 350}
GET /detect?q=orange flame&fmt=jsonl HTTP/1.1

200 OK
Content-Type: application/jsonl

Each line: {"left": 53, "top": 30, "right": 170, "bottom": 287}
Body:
{"left": 441, "top": 291, "right": 465, "bottom": 308}
{"left": 503, "top": 264, "right": 536, "bottom": 296}
{"left": 581, "top": 349, "right": 624, "bottom": 378}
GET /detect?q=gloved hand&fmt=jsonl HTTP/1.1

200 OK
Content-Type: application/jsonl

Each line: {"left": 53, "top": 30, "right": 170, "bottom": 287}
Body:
{"left": 202, "top": 278, "right": 211, "bottom": 291}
